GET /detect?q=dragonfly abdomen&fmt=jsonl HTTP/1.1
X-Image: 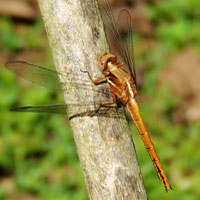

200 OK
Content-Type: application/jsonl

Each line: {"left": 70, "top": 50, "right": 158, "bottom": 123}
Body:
{"left": 126, "top": 98, "right": 171, "bottom": 191}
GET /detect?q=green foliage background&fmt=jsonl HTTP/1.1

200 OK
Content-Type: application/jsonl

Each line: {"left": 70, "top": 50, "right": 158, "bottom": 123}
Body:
{"left": 0, "top": 0, "right": 200, "bottom": 199}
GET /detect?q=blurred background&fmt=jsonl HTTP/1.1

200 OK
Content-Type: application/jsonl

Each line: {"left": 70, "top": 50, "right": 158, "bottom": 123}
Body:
{"left": 0, "top": 0, "right": 200, "bottom": 199}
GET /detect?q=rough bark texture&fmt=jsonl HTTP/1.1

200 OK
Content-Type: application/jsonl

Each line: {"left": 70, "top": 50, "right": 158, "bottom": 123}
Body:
{"left": 38, "top": 0, "right": 147, "bottom": 199}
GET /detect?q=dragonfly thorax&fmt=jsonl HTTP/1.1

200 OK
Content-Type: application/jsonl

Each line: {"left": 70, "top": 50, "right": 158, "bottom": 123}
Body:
{"left": 98, "top": 53, "right": 117, "bottom": 72}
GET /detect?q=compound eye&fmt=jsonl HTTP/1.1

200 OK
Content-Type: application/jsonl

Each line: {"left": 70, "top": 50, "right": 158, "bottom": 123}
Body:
{"left": 110, "top": 56, "right": 117, "bottom": 63}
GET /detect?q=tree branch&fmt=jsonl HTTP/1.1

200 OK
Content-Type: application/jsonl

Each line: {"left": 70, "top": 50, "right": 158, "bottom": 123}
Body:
{"left": 38, "top": 0, "right": 147, "bottom": 199}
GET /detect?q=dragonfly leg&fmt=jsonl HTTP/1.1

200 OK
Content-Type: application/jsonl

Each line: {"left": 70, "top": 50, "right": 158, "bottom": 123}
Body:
{"left": 90, "top": 102, "right": 119, "bottom": 117}
{"left": 116, "top": 63, "right": 123, "bottom": 68}
{"left": 68, "top": 102, "right": 121, "bottom": 120}
{"left": 80, "top": 69, "right": 107, "bottom": 85}
{"left": 89, "top": 90, "right": 119, "bottom": 117}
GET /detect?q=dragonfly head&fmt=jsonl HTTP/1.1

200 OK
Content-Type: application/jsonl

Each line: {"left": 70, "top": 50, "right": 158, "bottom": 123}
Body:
{"left": 98, "top": 53, "right": 117, "bottom": 72}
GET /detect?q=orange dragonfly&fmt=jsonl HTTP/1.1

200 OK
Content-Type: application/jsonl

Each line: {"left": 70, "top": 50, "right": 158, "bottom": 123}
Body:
{"left": 5, "top": 0, "right": 171, "bottom": 191}
{"left": 95, "top": 0, "right": 172, "bottom": 191}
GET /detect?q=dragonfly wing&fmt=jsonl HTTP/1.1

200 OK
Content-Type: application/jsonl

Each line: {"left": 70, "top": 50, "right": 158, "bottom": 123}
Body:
{"left": 5, "top": 61, "right": 61, "bottom": 91}
{"left": 99, "top": 1, "right": 136, "bottom": 83}
{"left": 10, "top": 103, "right": 125, "bottom": 120}
{"left": 10, "top": 105, "right": 68, "bottom": 114}
{"left": 117, "top": 9, "right": 136, "bottom": 81}
{"left": 4, "top": 61, "right": 94, "bottom": 91}
{"left": 5, "top": 60, "right": 117, "bottom": 114}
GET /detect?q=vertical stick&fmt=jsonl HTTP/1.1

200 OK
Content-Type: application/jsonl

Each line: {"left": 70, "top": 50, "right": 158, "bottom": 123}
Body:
{"left": 38, "top": 0, "right": 147, "bottom": 199}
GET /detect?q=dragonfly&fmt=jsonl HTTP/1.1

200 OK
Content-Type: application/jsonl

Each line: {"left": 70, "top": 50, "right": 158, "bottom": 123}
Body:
{"left": 5, "top": 0, "right": 171, "bottom": 191}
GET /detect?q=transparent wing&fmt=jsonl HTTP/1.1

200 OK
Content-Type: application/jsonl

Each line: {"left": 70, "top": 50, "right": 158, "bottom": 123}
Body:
{"left": 99, "top": 1, "right": 136, "bottom": 82}
{"left": 5, "top": 60, "right": 61, "bottom": 91}
{"left": 10, "top": 104, "right": 68, "bottom": 114}
{"left": 4, "top": 60, "right": 110, "bottom": 96}
{"left": 117, "top": 9, "right": 136, "bottom": 80}
{"left": 4, "top": 60, "right": 95, "bottom": 91}
{"left": 10, "top": 103, "right": 125, "bottom": 120}
{"left": 5, "top": 60, "right": 124, "bottom": 116}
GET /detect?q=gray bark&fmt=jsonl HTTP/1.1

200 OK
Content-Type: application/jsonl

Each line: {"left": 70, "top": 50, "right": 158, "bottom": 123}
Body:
{"left": 38, "top": 0, "right": 147, "bottom": 199}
